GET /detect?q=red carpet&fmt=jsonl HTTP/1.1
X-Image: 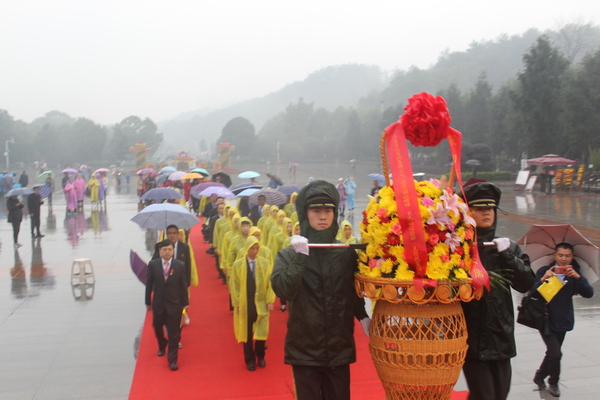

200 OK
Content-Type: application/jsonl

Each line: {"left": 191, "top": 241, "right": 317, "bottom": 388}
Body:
{"left": 129, "top": 224, "right": 468, "bottom": 399}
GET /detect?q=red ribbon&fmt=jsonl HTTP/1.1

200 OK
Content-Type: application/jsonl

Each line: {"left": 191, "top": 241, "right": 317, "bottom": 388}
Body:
{"left": 384, "top": 123, "right": 490, "bottom": 290}
{"left": 385, "top": 122, "right": 429, "bottom": 277}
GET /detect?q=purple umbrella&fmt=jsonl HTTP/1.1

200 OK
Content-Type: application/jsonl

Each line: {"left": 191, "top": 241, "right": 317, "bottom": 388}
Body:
{"left": 61, "top": 168, "right": 78, "bottom": 174}
{"left": 277, "top": 184, "right": 301, "bottom": 196}
{"left": 199, "top": 186, "right": 235, "bottom": 198}
{"left": 190, "top": 182, "right": 225, "bottom": 199}
{"left": 140, "top": 188, "right": 183, "bottom": 201}
{"left": 137, "top": 168, "right": 155, "bottom": 175}
{"left": 130, "top": 250, "right": 148, "bottom": 284}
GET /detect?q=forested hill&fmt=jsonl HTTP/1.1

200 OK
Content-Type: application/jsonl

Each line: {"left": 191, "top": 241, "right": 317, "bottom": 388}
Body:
{"left": 159, "top": 24, "right": 600, "bottom": 148}
{"left": 158, "top": 64, "right": 387, "bottom": 144}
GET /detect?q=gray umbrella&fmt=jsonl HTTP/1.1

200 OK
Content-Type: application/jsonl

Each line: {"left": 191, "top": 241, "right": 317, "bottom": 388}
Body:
{"left": 6, "top": 187, "right": 33, "bottom": 196}
{"left": 140, "top": 188, "right": 183, "bottom": 201}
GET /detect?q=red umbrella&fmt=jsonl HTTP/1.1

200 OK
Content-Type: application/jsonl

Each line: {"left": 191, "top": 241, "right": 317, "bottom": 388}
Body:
{"left": 526, "top": 154, "right": 576, "bottom": 166}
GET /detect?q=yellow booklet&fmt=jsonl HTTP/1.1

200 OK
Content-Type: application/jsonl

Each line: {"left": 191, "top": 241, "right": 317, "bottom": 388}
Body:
{"left": 537, "top": 275, "right": 565, "bottom": 303}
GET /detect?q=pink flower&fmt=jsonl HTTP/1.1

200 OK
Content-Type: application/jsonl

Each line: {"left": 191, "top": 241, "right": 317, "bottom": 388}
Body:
{"left": 421, "top": 196, "right": 435, "bottom": 207}
{"left": 441, "top": 192, "right": 466, "bottom": 216}
{"left": 426, "top": 202, "right": 452, "bottom": 227}
{"left": 441, "top": 254, "right": 450, "bottom": 263}
{"left": 444, "top": 232, "right": 462, "bottom": 252}
{"left": 392, "top": 222, "right": 402, "bottom": 236}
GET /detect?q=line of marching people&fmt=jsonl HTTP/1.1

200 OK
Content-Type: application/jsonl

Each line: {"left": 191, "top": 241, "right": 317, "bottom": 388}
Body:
{"left": 202, "top": 192, "right": 359, "bottom": 372}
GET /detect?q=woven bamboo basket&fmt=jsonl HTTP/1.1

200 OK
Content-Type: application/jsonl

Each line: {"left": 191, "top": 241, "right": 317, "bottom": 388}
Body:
{"left": 355, "top": 276, "right": 479, "bottom": 400}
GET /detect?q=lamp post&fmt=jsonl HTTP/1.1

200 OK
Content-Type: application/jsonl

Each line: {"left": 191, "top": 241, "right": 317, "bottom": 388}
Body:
{"left": 4, "top": 137, "right": 14, "bottom": 170}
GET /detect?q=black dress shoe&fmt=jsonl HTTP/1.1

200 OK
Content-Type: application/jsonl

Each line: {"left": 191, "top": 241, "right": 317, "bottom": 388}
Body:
{"left": 258, "top": 358, "right": 266, "bottom": 368}
{"left": 246, "top": 363, "right": 256, "bottom": 371}
{"left": 533, "top": 376, "right": 546, "bottom": 391}
{"left": 36, "top": 234, "right": 45, "bottom": 238}
{"left": 548, "top": 383, "right": 560, "bottom": 397}
{"left": 170, "top": 363, "right": 179, "bottom": 371}
{"left": 157, "top": 349, "right": 165, "bottom": 357}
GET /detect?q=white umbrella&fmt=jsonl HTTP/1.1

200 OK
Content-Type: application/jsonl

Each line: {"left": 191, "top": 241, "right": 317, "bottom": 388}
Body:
{"left": 517, "top": 224, "right": 599, "bottom": 283}
{"left": 168, "top": 171, "right": 187, "bottom": 181}
{"left": 131, "top": 203, "right": 199, "bottom": 230}
{"left": 238, "top": 171, "right": 261, "bottom": 179}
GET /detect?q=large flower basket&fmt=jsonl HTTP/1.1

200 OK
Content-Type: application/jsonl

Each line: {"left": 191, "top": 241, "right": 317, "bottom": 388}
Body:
{"left": 356, "top": 93, "right": 489, "bottom": 400}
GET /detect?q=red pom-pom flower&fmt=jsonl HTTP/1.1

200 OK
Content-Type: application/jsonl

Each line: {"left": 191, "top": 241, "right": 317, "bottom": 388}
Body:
{"left": 400, "top": 92, "right": 451, "bottom": 147}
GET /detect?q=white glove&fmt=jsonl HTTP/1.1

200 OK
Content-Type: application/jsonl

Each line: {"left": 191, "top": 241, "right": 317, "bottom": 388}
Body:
{"left": 290, "top": 235, "right": 309, "bottom": 256}
{"left": 360, "top": 317, "right": 371, "bottom": 337}
{"left": 492, "top": 238, "right": 511, "bottom": 252}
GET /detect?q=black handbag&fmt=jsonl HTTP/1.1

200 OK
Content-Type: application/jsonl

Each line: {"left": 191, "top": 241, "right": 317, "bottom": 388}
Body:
{"left": 517, "top": 291, "right": 548, "bottom": 331}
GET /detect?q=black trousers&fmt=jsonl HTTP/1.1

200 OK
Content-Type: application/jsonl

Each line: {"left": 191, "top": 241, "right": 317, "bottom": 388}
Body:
{"left": 536, "top": 329, "right": 566, "bottom": 385}
{"left": 152, "top": 308, "right": 182, "bottom": 365}
{"left": 463, "top": 358, "right": 511, "bottom": 400}
{"left": 292, "top": 364, "right": 350, "bottom": 400}
{"left": 30, "top": 214, "right": 41, "bottom": 235}
{"left": 11, "top": 220, "right": 21, "bottom": 243}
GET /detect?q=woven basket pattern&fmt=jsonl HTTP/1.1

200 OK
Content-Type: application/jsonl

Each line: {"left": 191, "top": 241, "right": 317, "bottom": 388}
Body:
{"left": 369, "top": 300, "right": 468, "bottom": 400}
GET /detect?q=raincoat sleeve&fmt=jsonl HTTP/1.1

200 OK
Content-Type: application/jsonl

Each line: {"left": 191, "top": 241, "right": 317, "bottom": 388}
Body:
{"left": 499, "top": 240, "right": 535, "bottom": 293}
{"left": 271, "top": 247, "right": 308, "bottom": 301}
{"left": 230, "top": 258, "right": 242, "bottom": 308}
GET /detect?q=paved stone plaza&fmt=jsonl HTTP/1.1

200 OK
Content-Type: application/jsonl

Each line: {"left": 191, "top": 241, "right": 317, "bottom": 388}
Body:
{"left": 1, "top": 165, "right": 599, "bottom": 399}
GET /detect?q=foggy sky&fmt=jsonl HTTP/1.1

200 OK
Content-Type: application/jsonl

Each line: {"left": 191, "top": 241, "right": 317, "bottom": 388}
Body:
{"left": 1, "top": 0, "right": 598, "bottom": 125}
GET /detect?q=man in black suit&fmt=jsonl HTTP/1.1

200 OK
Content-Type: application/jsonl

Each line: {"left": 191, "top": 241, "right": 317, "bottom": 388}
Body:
{"left": 27, "top": 186, "right": 45, "bottom": 238}
{"left": 152, "top": 224, "right": 192, "bottom": 286}
{"left": 248, "top": 194, "right": 266, "bottom": 226}
{"left": 146, "top": 239, "right": 189, "bottom": 371}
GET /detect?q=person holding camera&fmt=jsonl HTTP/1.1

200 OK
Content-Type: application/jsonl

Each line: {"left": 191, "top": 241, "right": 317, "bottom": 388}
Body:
{"left": 532, "top": 242, "right": 594, "bottom": 397}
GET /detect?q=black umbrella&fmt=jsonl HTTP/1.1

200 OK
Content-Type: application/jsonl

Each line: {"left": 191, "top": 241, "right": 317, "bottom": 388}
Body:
{"left": 230, "top": 182, "right": 264, "bottom": 195}
{"left": 212, "top": 172, "right": 232, "bottom": 188}
{"left": 266, "top": 173, "right": 284, "bottom": 186}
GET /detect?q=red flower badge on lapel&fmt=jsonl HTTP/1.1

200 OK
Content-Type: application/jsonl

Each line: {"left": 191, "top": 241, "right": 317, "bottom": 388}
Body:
{"left": 169, "top": 270, "right": 174, "bottom": 276}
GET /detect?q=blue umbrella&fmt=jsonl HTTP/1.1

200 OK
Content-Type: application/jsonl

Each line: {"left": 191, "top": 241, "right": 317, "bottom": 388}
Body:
{"left": 237, "top": 188, "right": 260, "bottom": 197}
{"left": 131, "top": 203, "right": 199, "bottom": 230}
{"left": 199, "top": 186, "right": 235, "bottom": 198}
{"left": 277, "top": 184, "right": 301, "bottom": 196}
{"left": 32, "top": 184, "right": 52, "bottom": 199}
{"left": 140, "top": 188, "right": 183, "bottom": 201}
{"left": 238, "top": 171, "right": 261, "bottom": 179}
{"left": 159, "top": 166, "right": 177, "bottom": 173}
{"left": 6, "top": 187, "right": 33, "bottom": 196}
{"left": 368, "top": 173, "right": 386, "bottom": 185}
{"left": 190, "top": 168, "right": 209, "bottom": 177}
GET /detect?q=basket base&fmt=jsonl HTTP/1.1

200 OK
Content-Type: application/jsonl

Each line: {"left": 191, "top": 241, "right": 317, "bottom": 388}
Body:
{"left": 369, "top": 300, "right": 468, "bottom": 400}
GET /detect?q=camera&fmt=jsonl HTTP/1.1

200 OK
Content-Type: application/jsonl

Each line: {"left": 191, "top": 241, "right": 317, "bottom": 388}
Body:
{"left": 554, "top": 266, "right": 570, "bottom": 274}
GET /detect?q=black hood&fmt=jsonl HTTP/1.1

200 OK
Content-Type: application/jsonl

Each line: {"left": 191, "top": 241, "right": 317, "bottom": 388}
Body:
{"left": 295, "top": 180, "right": 339, "bottom": 243}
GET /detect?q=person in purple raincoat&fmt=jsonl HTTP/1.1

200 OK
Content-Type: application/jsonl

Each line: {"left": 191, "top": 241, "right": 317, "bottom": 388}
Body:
{"left": 97, "top": 174, "right": 106, "bottom": 203}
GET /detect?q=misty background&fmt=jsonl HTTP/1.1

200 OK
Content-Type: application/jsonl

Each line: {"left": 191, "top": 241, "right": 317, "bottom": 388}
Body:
{"left": 2, "top": 2, "right": 600, "bottom": 174}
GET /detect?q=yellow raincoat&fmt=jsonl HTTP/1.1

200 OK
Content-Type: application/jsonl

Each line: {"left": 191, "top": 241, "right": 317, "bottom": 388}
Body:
{"left": 213, "top": 205, "right": 234, "bottom": 253}
{"left": 283, "top": 222, "right": 300, "bottom": 247}
{"left": 231, "top": 237, "right": 275, "bottom": 342}
{"left": 220, "top": 213, "right": 241, "bottom": 275}
{"left": 336, "top": 219, "right": 360, "bottom": 244}
{"left": 283, "top": 192, "right": 297, "bottom": 217}
{"left": 87, "top": 176, "right": 100, "bottom": 202}
{"left": 256, "top": 204, "right": 271, "bottom": 233}
{"left": 268, "top": 217, "right": 292, "bottom": 261}
{"left": 242, "top": 227, "right": 274, "bottom": 268}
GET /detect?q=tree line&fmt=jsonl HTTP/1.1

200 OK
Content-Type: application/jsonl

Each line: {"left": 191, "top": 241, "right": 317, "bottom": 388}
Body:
{"left": 0, "top": 111, "right": 163, "bottom": 169}
{"left": 220, "top": 35, "right": 600, "bottom": 172}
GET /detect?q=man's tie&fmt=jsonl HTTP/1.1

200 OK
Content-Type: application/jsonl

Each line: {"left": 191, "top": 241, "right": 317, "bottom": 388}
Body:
{"left": 250, "top": 260, "right": 255, "bottom": 277}
{"left": 163, "top": 261, "right": 169, "bottom": 281}
{"left": 258, "top": 206, "right": 263, "bottom": 217}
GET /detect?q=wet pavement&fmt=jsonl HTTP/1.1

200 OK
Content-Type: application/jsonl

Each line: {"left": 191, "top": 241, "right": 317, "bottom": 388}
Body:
{"left": 1, "top": 165, "right": 599, "bottom": 399}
